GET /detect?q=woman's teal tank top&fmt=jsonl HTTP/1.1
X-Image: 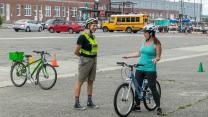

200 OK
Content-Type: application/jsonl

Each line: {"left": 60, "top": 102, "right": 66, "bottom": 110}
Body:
{"left": 137, "top": 41, "right": 156, "bottom": 71}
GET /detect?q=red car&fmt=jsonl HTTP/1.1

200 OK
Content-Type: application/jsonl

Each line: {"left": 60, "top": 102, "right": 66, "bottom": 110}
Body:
{"left": 48, "top": 21, "right": 84, "bottom": 34}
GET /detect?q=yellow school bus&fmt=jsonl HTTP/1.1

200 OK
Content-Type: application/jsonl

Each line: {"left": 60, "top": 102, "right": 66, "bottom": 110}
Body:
{"left": 102, "top": 14, "right": 148, "bottom": 33}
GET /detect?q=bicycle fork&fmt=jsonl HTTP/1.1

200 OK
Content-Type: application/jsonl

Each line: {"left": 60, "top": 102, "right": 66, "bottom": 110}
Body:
{"left": 41, "top": 66, "right": 49, "bottom": 79}
{"left": 121, "top": 82, "right": 132, "bottom": 101}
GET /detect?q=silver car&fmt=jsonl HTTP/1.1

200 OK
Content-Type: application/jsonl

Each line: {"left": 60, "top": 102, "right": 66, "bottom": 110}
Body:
{"left": 13, "top": 19, "right": 43, "bottom": 32}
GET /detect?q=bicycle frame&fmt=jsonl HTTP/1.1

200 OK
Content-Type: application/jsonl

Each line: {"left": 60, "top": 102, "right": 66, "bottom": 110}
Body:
{"left": 127, "top": 69, "right": 146, "bottom": 101}
{"left": 24, "top": 54, "right": 48, "bottom": 79}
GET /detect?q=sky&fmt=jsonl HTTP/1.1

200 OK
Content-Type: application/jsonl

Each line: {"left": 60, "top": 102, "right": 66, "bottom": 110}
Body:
{"left": 168, "top": 0, "right": 208, "bottom": 15}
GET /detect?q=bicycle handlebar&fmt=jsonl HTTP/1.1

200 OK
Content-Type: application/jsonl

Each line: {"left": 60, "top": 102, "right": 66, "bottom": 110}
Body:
{"left": 33, "top": 51, "right": 51, "bottom": 56}
{"left": 116, "top": 62, "right": 144, "bottom": 68}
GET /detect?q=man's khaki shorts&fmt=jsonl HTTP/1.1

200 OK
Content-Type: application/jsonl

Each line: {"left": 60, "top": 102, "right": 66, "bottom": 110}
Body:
{"left": 78, "top": 56, "right": 97, "bottom": 82}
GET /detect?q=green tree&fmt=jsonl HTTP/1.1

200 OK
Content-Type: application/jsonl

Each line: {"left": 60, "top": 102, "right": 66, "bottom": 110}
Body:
{"left": 0, "top": 15, "right": 3, "bottom": 26}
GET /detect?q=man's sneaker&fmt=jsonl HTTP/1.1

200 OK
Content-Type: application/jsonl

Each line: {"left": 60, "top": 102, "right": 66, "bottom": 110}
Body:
{"left": 87, "top": 101, "right": 99, "bottom": 109}
{"left": 156, "top": 107, "right": 162, "bottom": 115}
{"left": 74, "top": 102, "right": 86, "bottom": 110}
{"left": 132, "top": 105, "right": 141, "bottom": 112}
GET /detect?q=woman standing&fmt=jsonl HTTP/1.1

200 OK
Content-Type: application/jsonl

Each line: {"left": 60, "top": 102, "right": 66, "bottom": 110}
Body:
{"left": 123, "top": 25, "right": 162, "bottom": 115}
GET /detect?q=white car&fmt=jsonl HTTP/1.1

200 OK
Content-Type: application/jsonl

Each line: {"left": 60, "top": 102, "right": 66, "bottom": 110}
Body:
{"left": 13, "top": 19, "right": 43, "bottom": 32}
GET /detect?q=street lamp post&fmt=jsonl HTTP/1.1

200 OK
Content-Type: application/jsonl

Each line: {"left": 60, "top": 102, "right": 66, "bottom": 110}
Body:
{"left": 194, "top": 0, "right": 196, "bottom": 22}
{"left": 179, "top": 0, "right": 184, "bottom": 29}
{"left": 94, "top": 0, "right": 99, "bottom": 18}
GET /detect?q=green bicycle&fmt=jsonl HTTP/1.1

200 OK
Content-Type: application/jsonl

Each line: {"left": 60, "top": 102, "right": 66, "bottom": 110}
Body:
{"left": 9, "top": 51, "right": 57, "bottom": 90}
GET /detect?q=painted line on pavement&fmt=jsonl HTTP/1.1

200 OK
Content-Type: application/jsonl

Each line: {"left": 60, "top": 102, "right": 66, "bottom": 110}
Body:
{"left": 59, "top": 52, "right": 208, "bottom": 78}
{"left": 0, "top": 34, "right": 199, "bottom": 40}
{"left": 0, "top": 35, "right": 139, "bottom": 40}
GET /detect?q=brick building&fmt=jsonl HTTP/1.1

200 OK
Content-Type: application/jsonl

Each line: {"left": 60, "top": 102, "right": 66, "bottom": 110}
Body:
{"left": 0, "top": 0, "right": 110, "bottom": 23}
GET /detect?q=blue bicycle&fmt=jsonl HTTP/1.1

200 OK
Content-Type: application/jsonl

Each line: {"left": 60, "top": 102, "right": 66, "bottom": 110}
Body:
{"left": 114, "top": 62, "right": 161, "bottom": 117}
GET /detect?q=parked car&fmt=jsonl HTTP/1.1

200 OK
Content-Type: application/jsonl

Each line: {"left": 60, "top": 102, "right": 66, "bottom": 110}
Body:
{"left": 76, "top": 21, "right": 86, "bottom": 28}
{"left": 13, "top": 19, "right": 43, "bottom": 32}
{"left": 39, "top": 21, "right": 46, "bottom": 30}
{"left": 48, "top": 21, "right": 84, "bottom": 34}
{"left": 44, "top": 19, "right": 64, "bottom": 29}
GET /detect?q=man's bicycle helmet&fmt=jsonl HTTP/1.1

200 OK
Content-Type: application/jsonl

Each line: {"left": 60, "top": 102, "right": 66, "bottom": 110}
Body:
{"left": 85, "top": 18, "right": 98, "bottom": 28}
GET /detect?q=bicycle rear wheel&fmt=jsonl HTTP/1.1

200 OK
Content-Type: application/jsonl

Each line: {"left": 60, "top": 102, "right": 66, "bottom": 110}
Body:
{"left": 143, "top": 81, "right": 161, "bottom": 111}
{"left": 114, "top": 83, "right": 134, "bottom": 117}
{"left": 10, "top": 62, "right": 27, "bottom": 87}
{"left": 36, "top": 64, "right": 57, "bottom": 90}
{"left": 156, "top": 80, "right": 161, "bottom": 97}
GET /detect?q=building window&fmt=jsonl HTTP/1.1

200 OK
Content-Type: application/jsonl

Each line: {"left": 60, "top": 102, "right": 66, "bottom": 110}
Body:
{"left": 160, "top": 13, "right": 163, "bottom": 17}
{"left": 45, "top": 5, "right": 51, "bottom": 17}
{"left": 0, "top": 3, "right": 4, "bottom": 16}
{"left": 54, "top": 6, "right": 60, "bottom": 17}
{"left": 71, "top": 7, "right": 77, "bottom": 17}
{"left": 152, "top": 13, "right": 155, "bottom": 19}
{"left": 16, "top": 4, "right": 21, "bottom": 16}
{"left": 24, "top": 4, "right": 32, "bottom": 16}
{"left": 62, "top": 6, "right": 66, "bottom": 17}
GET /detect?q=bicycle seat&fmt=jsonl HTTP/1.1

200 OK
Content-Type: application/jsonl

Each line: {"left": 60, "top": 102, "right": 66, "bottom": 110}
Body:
{"left": 25, "top": 55, "right": 32, "bottom": 58}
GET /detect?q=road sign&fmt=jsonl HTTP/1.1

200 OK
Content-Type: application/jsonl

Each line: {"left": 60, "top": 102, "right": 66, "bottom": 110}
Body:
{"left": 100, "top": 10, "right": 105, "bottom": 17}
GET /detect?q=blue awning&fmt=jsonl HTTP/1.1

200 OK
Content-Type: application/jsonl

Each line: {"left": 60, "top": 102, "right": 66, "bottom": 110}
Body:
{"left": 182, "top": 19, "right": 190, "bottom": 22}
{"left": 170, "top": 19, "right": 179, "bottom": 23}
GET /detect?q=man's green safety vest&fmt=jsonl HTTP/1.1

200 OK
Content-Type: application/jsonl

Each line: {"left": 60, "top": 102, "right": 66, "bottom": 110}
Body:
{"left": 80, "top": 32, "right": 98, "bottom": 56}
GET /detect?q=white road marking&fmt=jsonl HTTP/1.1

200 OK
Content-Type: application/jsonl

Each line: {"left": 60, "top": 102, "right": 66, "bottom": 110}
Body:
{"left": 178, "top": 91, "right": 208, "bottom": 97}
{"left": 0, "top": 35, "right": 139, "bottom": 40}
{"left": 0, "top": 34, "right": 201, "bottom": 40}
{"left": 160, "top": 52, "right": 208, "bottom": 63}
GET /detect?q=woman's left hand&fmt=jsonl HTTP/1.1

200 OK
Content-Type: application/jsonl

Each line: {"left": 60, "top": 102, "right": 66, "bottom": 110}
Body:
{"left": 152, "top": 58, "right": 160, "bottom": 64}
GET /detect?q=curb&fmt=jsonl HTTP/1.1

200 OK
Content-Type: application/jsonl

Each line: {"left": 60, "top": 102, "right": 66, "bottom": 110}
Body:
{"left": 0, "top": 27, "right": 11, "bottom": 29}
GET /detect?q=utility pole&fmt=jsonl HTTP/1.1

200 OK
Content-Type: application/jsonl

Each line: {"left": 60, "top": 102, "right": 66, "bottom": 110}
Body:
{"left": 180, "top": 0, "right": 183, "bottom": 28}
{"left": 194, "top": 0, "right": 196, "bottom": 22}
{"left": 200, "top": 0, "right": 202, "bottom": 22}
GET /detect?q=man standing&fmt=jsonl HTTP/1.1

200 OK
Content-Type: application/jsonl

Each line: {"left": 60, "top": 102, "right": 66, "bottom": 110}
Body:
{"left": 74, "top": 18, "right": 99, "bottom": 110}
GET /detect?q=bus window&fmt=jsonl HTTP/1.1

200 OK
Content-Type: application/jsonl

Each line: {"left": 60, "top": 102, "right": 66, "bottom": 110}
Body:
{"left": 121, "top": 17, "right": 125, "bottom": 22}
{"left": 131, "top": 17, "right": 135, "bottom": 22}
{"left": 144, "top": 18, "right": 148, "bottom": 23}
{"left": 126, "top": 17, "right": 130, "bottom": 22}
{"left": 136, "top": 17, "right": 140, "bottom": 22}
{"left": 110, "top": 17, "right": 115, "bottom": 23}
{"left": 117, "top": 17, "right": 121, "bottom": 22}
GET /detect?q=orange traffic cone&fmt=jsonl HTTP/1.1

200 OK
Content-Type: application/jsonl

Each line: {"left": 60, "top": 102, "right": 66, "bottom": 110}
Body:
{"left": 52, "top": 53, "right": 59, "bottom": 67}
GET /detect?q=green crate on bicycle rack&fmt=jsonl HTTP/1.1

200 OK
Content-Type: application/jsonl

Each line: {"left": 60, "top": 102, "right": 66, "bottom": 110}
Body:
{"left": 9, "top": 52, "right": 24, "bottom": 61}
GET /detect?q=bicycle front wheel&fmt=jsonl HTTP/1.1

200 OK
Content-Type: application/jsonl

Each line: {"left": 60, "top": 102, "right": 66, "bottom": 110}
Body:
{"left": 36, "top": 64, "right": 57, "bottom": 90}
{"left": 10, "top": 62, "right": 27, "bottom": 87}
{"left": 114, "top": 83, "right": 134, "bottom": 117}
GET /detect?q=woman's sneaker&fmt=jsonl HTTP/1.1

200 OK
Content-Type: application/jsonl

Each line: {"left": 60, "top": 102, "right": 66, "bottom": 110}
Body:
{"left": 132, "top": 105, "right": 141, "bottom": 112}
{"left": 87, "top": 101, "right": 99, "bottom": 109}
{"left": 156, "top": 107, "right": 162, "bottom": 115}
{"left": 74, "top": 102, "right": 86, "bottom": 110}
